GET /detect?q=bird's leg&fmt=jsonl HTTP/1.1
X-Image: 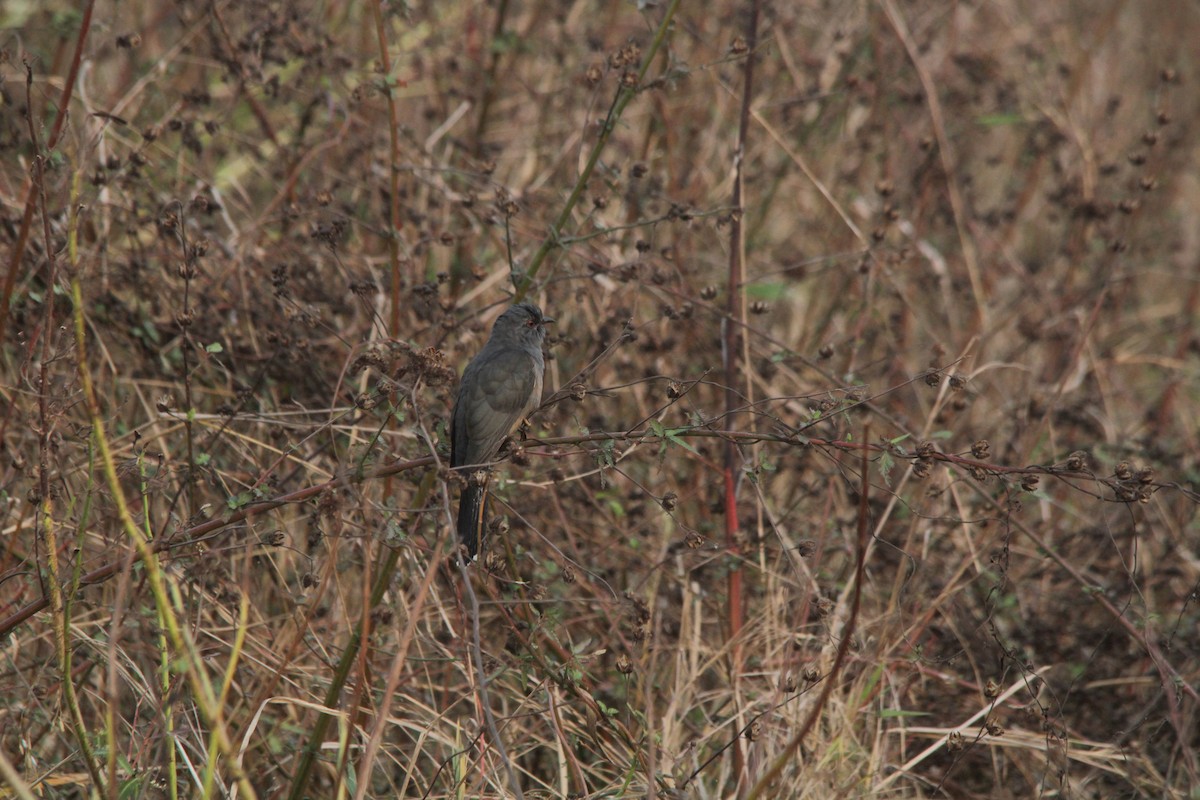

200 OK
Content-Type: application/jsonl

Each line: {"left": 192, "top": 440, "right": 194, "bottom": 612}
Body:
{"left": 497, "top": 418, "right": 533, "bottom": 457}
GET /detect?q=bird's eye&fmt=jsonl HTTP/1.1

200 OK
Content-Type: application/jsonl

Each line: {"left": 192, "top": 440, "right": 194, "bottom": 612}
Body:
{"left": 526, "top": 318, "right": 537, "bottom": 327}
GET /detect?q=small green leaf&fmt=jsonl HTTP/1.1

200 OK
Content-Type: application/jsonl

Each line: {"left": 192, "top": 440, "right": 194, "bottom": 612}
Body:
{"left": 879, "top": 709, "right": 931, "bottom": 719}
{"left": 664, "top": 428, "right": 698, "bottom": 454}
{"left": 745, "top": 282, "right": 787, "bottom": 301}
{"left": 975, "top": 112, "right": 1025, "bottom": 127}
{"left": 205, "top": 341, "right": 224, "bottom": 353}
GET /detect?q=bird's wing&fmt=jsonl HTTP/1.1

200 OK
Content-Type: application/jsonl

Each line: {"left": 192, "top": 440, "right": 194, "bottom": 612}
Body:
{"left": 451, "top": 347, "right": 541, "bottom": 468}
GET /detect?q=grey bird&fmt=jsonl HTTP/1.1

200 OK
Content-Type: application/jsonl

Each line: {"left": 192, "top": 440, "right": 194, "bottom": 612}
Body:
{"left": 451, "top": 302, "right": 553, "bottom": 558}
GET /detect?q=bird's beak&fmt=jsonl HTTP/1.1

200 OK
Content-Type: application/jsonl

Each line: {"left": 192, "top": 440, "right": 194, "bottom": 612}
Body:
{"left": 541, "top": 316, "right": 556, "bottom": 325}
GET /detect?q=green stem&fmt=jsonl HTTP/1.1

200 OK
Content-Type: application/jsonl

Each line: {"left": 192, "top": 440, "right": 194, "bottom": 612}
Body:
{"left": 514, "top": 0, "right": 681, "bottom": 300}
{"left": 285, "top": 470, "right": 437, "bottom": 800}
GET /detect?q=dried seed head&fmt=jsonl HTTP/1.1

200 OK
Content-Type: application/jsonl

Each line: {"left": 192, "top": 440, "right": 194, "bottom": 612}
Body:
{"left": 802, "top": 665, "right": 821, "bottom": 682}
{"left": 818, "top": 343, "right": 834, "bottom": 360}
{"left": 1020, "top": 474, "right": 1039, "bottom": 492}
{"left": 261, "top": 530, "right": 287, "bottom": 547}
{"left": 570, "top": 382, "right": 587, "bottom": 401}
{"left": 971, "top": 439, "right": 991, "bottom": 460}
{"left": 729, "top": 36, "right": 749, "bottom": 55}
{"left": 700, "top": 286, "right": 718, "bottom": 301}
{"left": 1065, "top": 450, "right": 1088, "bottom": 471}
{"left": 1114, "top": 461, "right": 1133, "bottom": 480}
{"left": 661, "top": 491, "right": 678, "bottom": 511}
{"left": 795, "top": 539, "right": 817, "bottom": 558}
{"left": 616, "top": 653, "right": 634, "bottom": 674}
{"left": 985, "top": 678, "right": 999, "bottom": 699}
{"left": 750, "top": 300, "right": 768, "bottom": 315}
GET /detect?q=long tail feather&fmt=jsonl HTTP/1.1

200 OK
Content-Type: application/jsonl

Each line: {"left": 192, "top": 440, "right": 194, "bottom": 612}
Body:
{"left": 456, "top": 483, "right": 488, "bottom": 559}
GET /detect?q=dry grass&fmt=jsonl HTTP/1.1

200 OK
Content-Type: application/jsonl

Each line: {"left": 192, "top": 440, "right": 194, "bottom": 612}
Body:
{"left": 2, "top": 0, "right": 1199, "bottom": 798}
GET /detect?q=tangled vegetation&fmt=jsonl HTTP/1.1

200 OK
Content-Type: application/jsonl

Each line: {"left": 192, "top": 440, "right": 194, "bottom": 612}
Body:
{"left": 2, "top": 1, "right": 1198, "bottom": 797}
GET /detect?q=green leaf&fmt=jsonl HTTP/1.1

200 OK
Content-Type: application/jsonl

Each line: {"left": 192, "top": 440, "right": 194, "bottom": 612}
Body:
{"left": 975, "top": 112, "right": 1025, "bottom": 127}
{"left": 664, "top": 427, "right": 698, "bottom": 454}
{"left": 205, "top": 341, "right": 224, "bottom": 353}
{"left": 878, "top": 451, "right": 895, "bottom": 486}
{"left": 879, "top": 709, "right": 931, "bottom": 719}
{"left": 744, "top": 282, "right": 787, "bottom": 301}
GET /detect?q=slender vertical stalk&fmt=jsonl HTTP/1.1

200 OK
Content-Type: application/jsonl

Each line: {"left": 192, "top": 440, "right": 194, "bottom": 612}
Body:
{"left": 25, "top": 60, "right": 108, "bottom": 797}
{"left": 723, "top": 0, "right": 760, "bottom": 787}
{"left": 371, "top": 0, "right": 405, "bottom": 338}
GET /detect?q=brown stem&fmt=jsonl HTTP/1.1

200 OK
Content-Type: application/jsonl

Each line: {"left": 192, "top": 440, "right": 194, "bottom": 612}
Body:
{"left": 0, "top": 0, "right": 96, "bottom": 352}
{"left": 723, "top": 0, "right": 760, "bottom": 786}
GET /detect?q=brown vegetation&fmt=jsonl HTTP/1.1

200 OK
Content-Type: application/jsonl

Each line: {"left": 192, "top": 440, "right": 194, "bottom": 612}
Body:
{"left": 2, "top": 0, "right": 1198, "bottom": 797}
